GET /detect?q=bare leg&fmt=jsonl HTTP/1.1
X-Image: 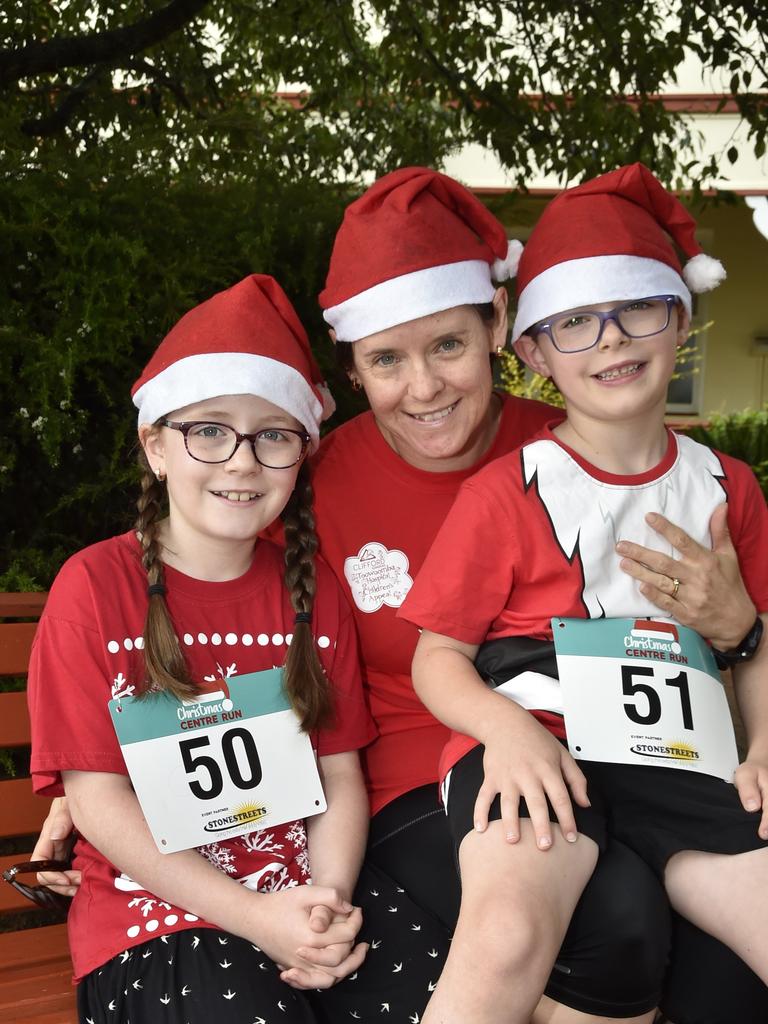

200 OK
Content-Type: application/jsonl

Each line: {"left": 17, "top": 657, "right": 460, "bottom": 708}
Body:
{"left": 423, "top": 820, "right": 598, "bottom": 1024}
{"left": 665, "top": 846, "right": 768, "bottom": 983}
{"left": 532, "top": 996, "right": 655, "bottom": 1024}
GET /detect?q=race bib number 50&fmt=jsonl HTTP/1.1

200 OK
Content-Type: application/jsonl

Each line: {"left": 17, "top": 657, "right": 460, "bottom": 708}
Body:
{"left": 109, "top": 669, "right": 326, "bottom": 853}
{"left": 554, "top": 618, "right": 739, "bottom": 782}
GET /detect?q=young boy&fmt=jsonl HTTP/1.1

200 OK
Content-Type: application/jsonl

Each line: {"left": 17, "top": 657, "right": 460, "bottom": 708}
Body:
{"left": 400, "top": 164, "right": 768, "bottom": 1024}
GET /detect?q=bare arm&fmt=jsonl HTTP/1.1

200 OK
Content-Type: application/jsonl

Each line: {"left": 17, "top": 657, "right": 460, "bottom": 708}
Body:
{"left": 63, "top": 770, "right": 362, "bottom": 978}
{"left": 280, "top": 751, "right": 370, "bottom": 988}
{"left": 732, "top": 613, "right": 768, "bottom": 840}
{"left": 617, "top": 506, "right": 756, "bottom": 649}
{"left": 412, "top": 630, "right": 589, "bottom": 851}
{"left": 306, "top": 751, "right": 369, "bottom": 900}
{"left": 32, "top": 796, "right": 80, "bottom": 895}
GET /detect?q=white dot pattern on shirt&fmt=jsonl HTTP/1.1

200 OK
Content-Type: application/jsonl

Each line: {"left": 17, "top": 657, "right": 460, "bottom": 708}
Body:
{"left": 106, "top": 634, "right": 334, "bottom": 654}
{"left": 124, "top": 912, "right": 198, "bottom": 940}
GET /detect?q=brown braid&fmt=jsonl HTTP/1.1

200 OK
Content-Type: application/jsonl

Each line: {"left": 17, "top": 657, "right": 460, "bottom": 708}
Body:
{"left": 281, "top": 462, "right": 334, "bottom": 732}
{"left": 135, "top": 447, "right": 196, "bottom": 701}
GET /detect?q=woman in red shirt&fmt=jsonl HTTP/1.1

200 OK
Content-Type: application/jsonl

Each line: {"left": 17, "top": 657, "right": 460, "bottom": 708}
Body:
{"left": 36, "top": 169, "right": 765, "bottom": 1023}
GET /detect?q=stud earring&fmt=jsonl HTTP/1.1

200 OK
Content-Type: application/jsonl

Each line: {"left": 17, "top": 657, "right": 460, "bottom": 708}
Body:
{"left": 495, "top": 345, "right": 505, "bottom": 356}
{"left": 350, "top": 377, "right": 362, "bottom": 392}
{"left": 155, "top": 468, "right": 165, "bottom": 482}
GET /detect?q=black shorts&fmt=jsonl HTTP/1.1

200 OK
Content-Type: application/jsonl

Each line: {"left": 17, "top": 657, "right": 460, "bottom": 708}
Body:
{"left": 371, "top": 783, "right": 670, "bottom": 1017}
{"left": 444, "top": 742, "right": 607, "bottom": 851}
{"left": 446, "top": 742, "right": 767, "bottom": 876}
{"left": 583, "top": 757, "right": 768, "bottom": 877}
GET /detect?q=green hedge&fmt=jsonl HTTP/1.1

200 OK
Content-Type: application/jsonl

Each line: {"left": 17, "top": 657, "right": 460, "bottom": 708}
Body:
{"left": 0, "top": 159, "right": 370, "bottom": 590}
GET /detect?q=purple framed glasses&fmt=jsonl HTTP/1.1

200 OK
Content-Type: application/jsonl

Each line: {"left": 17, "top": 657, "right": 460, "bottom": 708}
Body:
{"left": 530, "top": 295, "right": 679, "bottom": 353}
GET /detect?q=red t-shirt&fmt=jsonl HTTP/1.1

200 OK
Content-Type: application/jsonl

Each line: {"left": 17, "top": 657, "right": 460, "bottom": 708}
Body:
{"left": 310, "top": 394, "right": 553, "bottom": 813}
{"left": 28, "top": 532, "right": 376, "bottom": 981}
{"left": 399, "top": 427, "right": 768, "bottom": 781}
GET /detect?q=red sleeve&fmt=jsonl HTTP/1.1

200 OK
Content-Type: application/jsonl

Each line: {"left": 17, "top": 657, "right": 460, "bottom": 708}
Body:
{"left": 723, "top": 456, "right": 768, "bottom": 612}
{"left": 397, "top": 472, "right": 520, "bottom": 644}
{"left": 314, "top": 563, "right": 377, "bottom": 757}
{"left": 28, "top": 571, "right": 128, "bottom": 798}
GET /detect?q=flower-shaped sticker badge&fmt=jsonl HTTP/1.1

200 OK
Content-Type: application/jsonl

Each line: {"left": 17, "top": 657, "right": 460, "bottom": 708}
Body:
{"left": 344, "top": 542, "right": 413, "bottom": 613}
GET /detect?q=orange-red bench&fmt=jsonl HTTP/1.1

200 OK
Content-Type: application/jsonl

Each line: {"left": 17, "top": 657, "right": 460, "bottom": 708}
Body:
{"left": 0, "top": 592, "right": 77, "bottom": 1023}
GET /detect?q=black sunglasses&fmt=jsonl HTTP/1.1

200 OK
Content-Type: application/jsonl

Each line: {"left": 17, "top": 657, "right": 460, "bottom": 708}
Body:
{"left": 2, "top": 858, "right": 73, "bottom": 914}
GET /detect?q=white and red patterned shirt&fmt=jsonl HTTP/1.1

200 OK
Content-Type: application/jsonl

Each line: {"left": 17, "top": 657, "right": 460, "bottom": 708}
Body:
{"left": 400, "top": 426, "right": 768, "bottom": 780}
{"left": 29, "top": 532, "right": 375, "bottom": 980}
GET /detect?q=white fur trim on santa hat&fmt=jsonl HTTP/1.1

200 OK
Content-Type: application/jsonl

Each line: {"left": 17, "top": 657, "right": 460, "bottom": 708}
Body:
{"left": 511, "top": 255, "right": 692, "bottom": 342}
{"left": 133, "top": 352, "right": 325, "bottom": 449}
{"left": 683, "top": 253, "right": 726, "bottom": 293}
{"left": 492, "top": 239, "right": 523, "bottom": 282}
{"left": 323, "top": 260, "right": 496, "bottom": 342}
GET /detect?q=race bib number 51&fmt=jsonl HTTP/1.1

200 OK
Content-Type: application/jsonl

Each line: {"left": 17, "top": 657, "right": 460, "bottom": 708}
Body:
{"left": 109, "top": 669, "right": 326, "bottom": 853}
{"left": 554, "top": 618, "right": 739, "bottom": 782}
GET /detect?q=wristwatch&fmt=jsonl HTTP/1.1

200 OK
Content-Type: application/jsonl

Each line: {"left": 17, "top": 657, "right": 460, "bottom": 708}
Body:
{"left": 711, "top": 615, "right": 764, "bottom": 669}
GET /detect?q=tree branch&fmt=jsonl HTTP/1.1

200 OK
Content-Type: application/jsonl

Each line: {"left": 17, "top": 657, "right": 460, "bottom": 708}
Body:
{"left": 126, "top": 57, "right": 192, "bottom": 109}
{"left": 0, "top": 0, "right": 211, "bottom": 87}
{"left": 21, "top": 67, "right": 108, "bottom": 136}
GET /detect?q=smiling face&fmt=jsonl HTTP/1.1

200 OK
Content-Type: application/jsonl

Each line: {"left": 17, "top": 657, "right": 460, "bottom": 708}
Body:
{"left": 140, "top": 394, "right": 304, "bottom": 566}
{"left": 515, "top": 298, "right": 689, "bottom": 434}
{"left": 347, "top": 289, "right": 509, "bottom": 472}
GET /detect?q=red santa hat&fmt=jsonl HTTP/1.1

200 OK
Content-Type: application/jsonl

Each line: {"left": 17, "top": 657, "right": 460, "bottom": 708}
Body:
{"left": 320, "top": 166, "right": 520, "bottom": 341}
{"left": 132, "top": 274, "right": 334, "bottom": 449}
{"left": 511, "top": 162, "right": 726, "bottom": 341}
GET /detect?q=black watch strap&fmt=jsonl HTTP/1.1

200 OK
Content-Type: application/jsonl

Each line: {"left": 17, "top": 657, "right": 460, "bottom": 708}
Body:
{"left": 711, "top": 615, "right": 764, "bottom": 669}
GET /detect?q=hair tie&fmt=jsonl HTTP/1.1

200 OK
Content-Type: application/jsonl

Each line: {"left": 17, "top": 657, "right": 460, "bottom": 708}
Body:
{"left": 148, "top": 583, "right": 166, "bottom": 598}
{"left": 294, "top": 611, "right": 311, "bottom": 625}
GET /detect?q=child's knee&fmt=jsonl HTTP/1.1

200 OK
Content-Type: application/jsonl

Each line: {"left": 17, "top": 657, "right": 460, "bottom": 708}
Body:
{"left": 455, "top": 882, "right": 560, "bottom": 983}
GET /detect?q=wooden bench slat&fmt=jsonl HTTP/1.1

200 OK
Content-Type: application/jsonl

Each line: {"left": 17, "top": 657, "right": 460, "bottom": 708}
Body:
{"left": 0, "top": 982, "right": 76, "bottom": 1024}
{"left": 0, "top": 593, "right": 47, "bottom": 619}
{"left": 1, "top": 1006, "right": 77, "bottom": 1024}
{"left": 1, "top": 1007, "right": 76, "bottom": 1024}
{"left": 0, "top": 691, "right": 30, "bottom": 747}
{"left": 0, "top": 595, "right": 76, "bottom": 1024}
{"left": 0, "top": 923, "right": 71, "bottom": 972}
{"left": 0, "top": 778, "right": 49, "bottom": 837}
{"left": 0, "top": 962, "right": 76, "bottom": 1023}
{"left": 0, "top": 924, "right": 76, "bottom": 1021}
{"left": 0, "top": 622, "right": 38, "bottom": 676}
{"left": 0, "top": 926, "right": 75, "bottom": 1022}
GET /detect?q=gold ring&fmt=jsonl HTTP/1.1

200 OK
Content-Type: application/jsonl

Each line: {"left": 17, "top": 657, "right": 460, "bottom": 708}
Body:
{"left": 671, "top": 577, "right": 680, "bottom": 600}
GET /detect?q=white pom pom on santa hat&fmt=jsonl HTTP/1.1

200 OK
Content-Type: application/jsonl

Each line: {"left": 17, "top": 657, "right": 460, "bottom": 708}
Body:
{"left": 510, "top": 163, "right": 729, "bottom": 342}
{"left": 683, "top": 252, "right": 727, "bottom": 293}
{"left": 492, "top": 239, "right": 524, "bottom": 282}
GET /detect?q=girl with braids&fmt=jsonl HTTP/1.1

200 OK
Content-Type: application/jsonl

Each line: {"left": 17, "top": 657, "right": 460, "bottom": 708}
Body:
{"left": 27, "top": 274, "right": 448, "bottom": 1024}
